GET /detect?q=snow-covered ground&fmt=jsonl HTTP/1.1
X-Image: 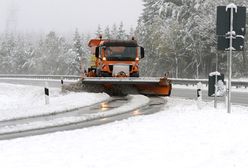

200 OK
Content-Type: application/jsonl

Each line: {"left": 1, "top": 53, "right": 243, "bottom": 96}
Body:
{"left": 0, "top": 83, "right": 109, "bottom": 121}
{"left": 0, "top": 84, "right": 248, "bottom": 167}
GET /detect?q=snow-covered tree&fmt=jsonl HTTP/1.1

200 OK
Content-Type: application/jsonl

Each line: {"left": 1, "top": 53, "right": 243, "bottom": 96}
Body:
{"left": 95, "top": 25, "right": 103, "bottom": 37}
{"left": 37, "top": 31, "right": 68, "bottom": 74}
{"left": 117, "top": 22, "right": 126, "bottom": 40}
{"left": 137, "top": 0, "right": 248, "bottom": 78}
{"left": 128, "top": 27, "right": 135, "bottom": 39}
{"left": 104, "top": 26, "right": 111, "bottom": 39}
{"left": 70, "top": 29, "right": 83, "bottom": 74}
{"left": 111, "top": 24, "right": 118, "bottom": 39}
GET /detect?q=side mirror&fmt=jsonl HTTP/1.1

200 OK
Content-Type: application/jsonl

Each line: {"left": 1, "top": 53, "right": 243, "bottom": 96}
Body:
{"left": 140, "top": 47, "right": 145, "bottom": 59}
{"left": 95, "top": 47, "right": 99, "bottom": 58}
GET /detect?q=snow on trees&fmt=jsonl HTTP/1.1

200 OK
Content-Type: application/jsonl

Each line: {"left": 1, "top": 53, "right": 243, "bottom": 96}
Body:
{"left": 0, "top": 22, "right": 132, "bottom": 75}
{"left": 137, "top": 0, "right": 248, "bottom": 78}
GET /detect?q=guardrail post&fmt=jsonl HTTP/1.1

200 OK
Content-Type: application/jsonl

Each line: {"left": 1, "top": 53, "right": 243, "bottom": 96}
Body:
{"left": 60, "top": 77, "right": 64, "bottom": 92}
{"left": 61, "top": 77, "right": 64, "bottom": 85}
{"left": 197, "top": 82, "right": 202, "bottom": 109}
{"left": 44, "top": 82, "right": 49, "bottom": 105}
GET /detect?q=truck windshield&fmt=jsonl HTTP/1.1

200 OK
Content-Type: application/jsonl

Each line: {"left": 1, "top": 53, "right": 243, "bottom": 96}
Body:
{"left": 105, "top": 47, "right": 136, "bottom": 61}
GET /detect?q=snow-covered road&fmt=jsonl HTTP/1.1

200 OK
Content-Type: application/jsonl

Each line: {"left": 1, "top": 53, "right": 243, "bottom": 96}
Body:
{"left": 0, "top": 83, "right": 110, "bottom": 121}
{"left": 1, "top": 82, "right": 248, "bottom": 168}
{"left": 0, "top": 83, "right": 154, "bottom": 139}
{"left": 1, "top": 97, "right": 248, "bottom": 168}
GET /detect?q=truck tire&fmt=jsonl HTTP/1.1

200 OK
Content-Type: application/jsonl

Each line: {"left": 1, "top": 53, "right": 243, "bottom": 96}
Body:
{"left": 100, "top": 71, "right": 112, "bottom": 77}
{"left": 130, "top": 72, "right": 139, "bottom": 77}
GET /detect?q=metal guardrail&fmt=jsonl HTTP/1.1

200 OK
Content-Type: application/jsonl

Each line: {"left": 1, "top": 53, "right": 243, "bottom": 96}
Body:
{"left": 231, "top": 80, "right": 248, "bottom": 88}
{"left": 0, "top": 74, "right": 81, "bottom": 80}
{"left": 0, "top": 74, "right": 247, "bottom": 88}
{"left": 170, "top": 78, "right": 208, "bottom": 85}
{"left": 171, "top": 78, "right": 248, "bottom": 88}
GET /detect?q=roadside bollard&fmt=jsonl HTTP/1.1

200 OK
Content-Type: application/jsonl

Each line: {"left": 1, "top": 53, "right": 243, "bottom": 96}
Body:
{"left": 44, "top": 82, "right": 49, "bottom": 105}
{"left": 61, "top": 77, "right": 64, "bottom": 85}
{"left": 60, "top": 77, "right": 64, "bottom": 92}
{"left": 197, "top": 82, "right": 202, "bottom": 109}
{"left": 197, "top": 82, "right": 202, "bottom": 100}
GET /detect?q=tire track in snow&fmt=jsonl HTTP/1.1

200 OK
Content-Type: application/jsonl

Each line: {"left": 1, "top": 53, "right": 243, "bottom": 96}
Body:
{"left": 0, "top": 95, "right": 166, "bottom": 140}
{"left": 0, "top": 79, "right": 166, "bottom": 140}
{"left": 0, "top": 97, "right": 166, "bottom": 140}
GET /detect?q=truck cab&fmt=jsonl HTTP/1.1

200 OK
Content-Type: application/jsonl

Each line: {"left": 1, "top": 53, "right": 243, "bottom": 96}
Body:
{"left": 88, "top": 39, "right": 144, "bottom": 77}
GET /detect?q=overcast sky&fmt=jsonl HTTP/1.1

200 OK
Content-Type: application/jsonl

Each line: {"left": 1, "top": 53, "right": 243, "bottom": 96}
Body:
{"left": 0, "top": 0, "right": 144, "bottom": 34}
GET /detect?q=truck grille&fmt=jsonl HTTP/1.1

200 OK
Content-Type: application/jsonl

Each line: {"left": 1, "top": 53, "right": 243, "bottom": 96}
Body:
{"left": 109, "top": 65, "right": 132, "bottom": 72}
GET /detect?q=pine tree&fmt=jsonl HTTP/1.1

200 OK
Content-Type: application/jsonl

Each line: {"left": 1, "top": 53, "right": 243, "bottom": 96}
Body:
{"left": 0, "top": 34, "right": 17, "bottom": 73}
{"left": 104, "top": 26, "right": 111, "bottom": 39}
{"left": 111, "top": 24, "right": 118, "bottom": 39}
{"left": 137, "top": 0, "right": 248, "bottom": 78}
{"left": 117, "top": 22, "right": 126, "bottom": 40}
{"left": 81, "top": 33, "right": 91, "bottom": 68}
{"left": 96, "top": 25, "right": 103, "bottom": 37}
{"left": 40, "top": 31, "right": 67, "bottom": 74}
{"left": 128, "top": 27, "right": 135, "bottom": 39}
{"left": 71, "top": 29, "right": 83, "bottom": 74}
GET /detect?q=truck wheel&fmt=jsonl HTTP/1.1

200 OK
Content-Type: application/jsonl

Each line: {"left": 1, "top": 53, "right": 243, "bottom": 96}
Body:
{"left": 130, "top": 73, "right": 139, "bottom": 77}
{"left": 100, "top": 72, "right": 112, "bottom": 77}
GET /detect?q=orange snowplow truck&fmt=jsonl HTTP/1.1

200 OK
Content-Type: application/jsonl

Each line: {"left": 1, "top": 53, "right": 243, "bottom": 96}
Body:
{"left": 81, "top": 37, "right": 172, "bottom": 96}
{"left": 88, "top": 38, "right": 143, "bottom": 77}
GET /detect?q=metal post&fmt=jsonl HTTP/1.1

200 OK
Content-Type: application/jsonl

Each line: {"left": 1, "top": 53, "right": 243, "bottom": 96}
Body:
{"left": 227, "top": 48, "right": 232, "bottom": 113}
{"left": 197, "top": 82, "right": 202, "bottom": 109}
{"left": 214, "top": 54, "right": 218, "bottom": 108}
{"left": 61, "top": 77, "right": 64, "bottom": 85}
{"left": 175, "top": 57, "right": 178, "bottom": 78}
{"left": 60, "top": 77, "right": 64, "bottom": 92}
{"left": 226, "top": 4, "right": 237, "bottom": 113}
{"left": 45, "top": 82, "right": 49, "bottom": 105}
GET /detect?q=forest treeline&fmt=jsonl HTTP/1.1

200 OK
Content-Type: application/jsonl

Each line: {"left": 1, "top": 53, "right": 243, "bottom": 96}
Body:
{"left": 0, "top": 0, "right": 248, "bottom": 78}
{"left": 137, "top": 0, "right": 248, "bottom": 78}
{"left": 0, "top": 23, "right": 133, "bottom": 75}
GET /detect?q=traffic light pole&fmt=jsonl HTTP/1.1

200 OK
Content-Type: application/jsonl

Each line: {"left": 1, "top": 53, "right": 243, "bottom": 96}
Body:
{"left": 214, "top": 53, "right": 218, "bottom": 108}
{"left": 217, "top": 4, "right": 246, "bottom": 113}
{"left": 226, "top": 4, "right": 237, "bottom": 113}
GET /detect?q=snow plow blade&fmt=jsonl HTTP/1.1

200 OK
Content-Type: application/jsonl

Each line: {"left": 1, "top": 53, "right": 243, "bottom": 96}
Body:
{"left": 81, "top": 77, "right": 172, "bottom": 96}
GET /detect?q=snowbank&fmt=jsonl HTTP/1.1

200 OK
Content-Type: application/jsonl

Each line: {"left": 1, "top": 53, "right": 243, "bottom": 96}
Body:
{"left": 1, "top": 98, "right": 248, "bottom": 168}
{"left": 0, "top": 83, "right": 109, "bottom": 121}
